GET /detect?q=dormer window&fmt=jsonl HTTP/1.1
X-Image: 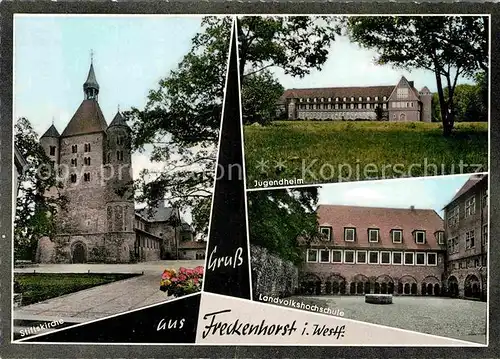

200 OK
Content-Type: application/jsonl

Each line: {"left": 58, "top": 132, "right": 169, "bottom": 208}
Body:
{"left": 335, "top": 97, "right": 339, "bottom": 102}
{"left": 350, "top": 97, "right": 354, "bottom": 102}
{"left": 328, "top": 98, "right": 332, "bottom": 102}
{"left": 367, "top": 96, "right": 371, "bottom": 101}
{"left": 375, "top": 96, "right": 378, "bottom": 101}
{"left": 313, "top": 98, "right": 317, "bottom": 102}
{"left": 344, "top": 228, "right": 356, "bottom": 242}
{"left": 358, "top": 96, "right": 362, "bottom": 101}
{"left": 435, "top": 231, "right": 444, "bottom": 245}
{"left": 343, "top": 97, "right": 346, "bottom": 102}
{"left": 414, "top": 230, "right": 426, "bottom": 244}
{"left": 320, "top": 226, "right": 332, "bottom": 241}
{"left": 368, "top": 228, "right": 379, "bottom": 243}
{"left": 391, "top": 229, "right": 403, "bottom": 243}
{"left": 383, "top": 96, "right": 387, "bottom": 101}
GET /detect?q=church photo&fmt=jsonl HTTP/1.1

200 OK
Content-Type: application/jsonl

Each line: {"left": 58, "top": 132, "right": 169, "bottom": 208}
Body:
{"left": 240, "top": 15, "right": 489, "bottom": 188}
{"left": 12, "top": 14, "right": 230, "bottom": 339}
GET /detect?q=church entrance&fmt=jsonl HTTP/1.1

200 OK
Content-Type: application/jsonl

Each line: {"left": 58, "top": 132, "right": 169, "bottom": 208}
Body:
{"left": 72, "top": 241, "right": 87, "bottom": 263}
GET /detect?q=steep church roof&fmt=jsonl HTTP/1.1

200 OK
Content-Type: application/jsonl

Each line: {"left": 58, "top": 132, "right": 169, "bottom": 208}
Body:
{"left": 41, "top": 124, "right": 60, "bottom": 138}
{"left": 61, "top": 99, "right": 108, "bottom": 137}
{"left": 108, "top": 111, "right": 129, "bottom": 128}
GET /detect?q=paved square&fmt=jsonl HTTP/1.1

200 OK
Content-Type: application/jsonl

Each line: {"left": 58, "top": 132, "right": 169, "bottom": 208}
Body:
{"left": 288, "top": 295, "right": 487, "bottom": 344}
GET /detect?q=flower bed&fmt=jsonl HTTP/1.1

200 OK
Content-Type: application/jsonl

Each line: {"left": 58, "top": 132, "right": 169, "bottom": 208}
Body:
{"left": 160, "top": 266, "right": 204, "bottom": 297}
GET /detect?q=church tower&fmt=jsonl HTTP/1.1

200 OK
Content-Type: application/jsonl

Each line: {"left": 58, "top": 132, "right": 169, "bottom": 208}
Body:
{"left": 419, "top": 86, "right": 432, "bottom": 123}
{"left": 104, "top": 109, "right": 136, "bottom": 263}
{"left": 55, "top": 58, "right": 109, "bottom": 263}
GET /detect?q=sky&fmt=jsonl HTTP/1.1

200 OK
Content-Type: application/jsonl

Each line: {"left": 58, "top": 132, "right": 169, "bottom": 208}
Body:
{"left": 317, "top": 174, "right": 475, "bottom": 218}
{"left": 272, "top": 34, "right": 473, "bottom": 93}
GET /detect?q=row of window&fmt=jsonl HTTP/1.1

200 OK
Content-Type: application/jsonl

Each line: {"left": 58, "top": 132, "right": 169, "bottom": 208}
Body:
{"left": 49, "top": 138, "right": 125, "bottom": 157}
{"left": 391, "top": 101, "right": 415, "bottom": 108}
{"left": 298, "top": 96, "right": 388, "bottom": 103}
{"left": 320, "top": 226, "right": 444, "bottom": 245}
{"left": 449, "top": 256, "right": 485, "bottom": 271}
{"left": 70, "top": 143, "right": 92, "bottom": 154}
{"left": 70, "top": 157, "right": 92, "bottom": 166}
{"left": 448, "top": 225, "right": 488, "bottom": 253}
{"left": 297, "top": 103, "right": 387, "bottom": 110}
{"left": 306, "top": 248, "right": 438, "bottom": 266}
{"left": 135, "top": 235, "right": 160, "bottom": 250}
{"left": 447, "top": 191, "right": 487, "bottom": 226}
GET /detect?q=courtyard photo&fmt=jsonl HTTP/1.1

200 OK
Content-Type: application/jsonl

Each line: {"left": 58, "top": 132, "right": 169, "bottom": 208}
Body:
{"left": 13, "top": 15, "right": 232, "bottom": 339}
{"left": 248, "top": 174, "right": 488, "bottom": 344}
{"left": 237, "top": 16, "right": 489, "bottom": 188}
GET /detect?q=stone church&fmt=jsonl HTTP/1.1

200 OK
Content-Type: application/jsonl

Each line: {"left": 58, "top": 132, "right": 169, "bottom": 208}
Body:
{"left": 36, "top": 61, "right": 206, "bottom": 264}
{"left": 280, "top": 76, "right": 432, "bottom": 122}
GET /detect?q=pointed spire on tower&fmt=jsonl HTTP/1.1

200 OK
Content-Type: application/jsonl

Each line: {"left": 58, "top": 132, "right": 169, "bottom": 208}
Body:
{"left": 83, "top": 50, "right": 100, "bottom": 101}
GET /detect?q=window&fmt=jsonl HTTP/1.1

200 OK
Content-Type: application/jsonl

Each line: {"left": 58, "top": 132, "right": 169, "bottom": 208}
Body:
{"left": 427, "top": 253, "right": 437, "bottom": 266}
{"left": 299, "top": 98, "right": 303, "bottom": 102}
{"left": 436, "top": 231, "right": 444, "bottom": 245}
{"left": 328, "top": 98, "right": 332, "bottom": 102}
{"left": 367, "top": 96, "right": 371, "bottom": 101}
{"left": 117, "top": 151, "right": 124, "bottom": 161}
{"left": 465, "top": 230, "right": 475, "bottom": 249}
{"left": 368, "top": 229, "right": 379, "bottom": 243}
{"left": 465, "top": 196, "right": 476, "bottom": 217}
{"left": 117, "top": 136, "right": 124, "bottom": 145}
{"left": 350, "top": 104, "right": 354, "bottom": 109}
{"left": 319, "top": 249, "right": 330, "bottom": 263}
{"left": 108, "top": 153, "right": 111, "bottom": 163}
{"left": 84, "top": 173, "right": 91, "bottom": 182}
{"left": 344, "top": 228, "right": 355, "bottom": 242}
{"left": 375, "top": 96, "right": 378, "bottom": 101}
{"left": 410, "top": 102, "right": 414, "bottom": 107}
{"left": 382, "top": 103, "right": 387, "bottom": 109}
{"left": 331, "top": 250, "right": 342, "bottom": 263}
{"left": 380, "top": 251, "right": 391, "bottom": 264}
{"left": 343, "top": 97, "right": 346, "bottom": 102}
{"left": 72, "top": 145, "right": 77, "bottom": 153}
{"left": 84, "top": 143, "right": 91, "bottom": 152}
{"left": 344, "top": 250, "right": 355, "bottom": 264}
{"left": 358, "top": 97, "right": 362, "bottom": 101}
{"left": 448, "top": 206, "right": 459, "bottom": 226}
{"left": 392, "top": 229, "right": 402, "bottom": 243}
{"left": 335, "top": 97, "right": 339, "bottom": 102}
{"left": 49, "top": 146, "right": 56, "bottom": 156}
{"left": 320, "top": 226, "right": 332, "bottom": 241}
{"left": 356, "top": 251, "right": 367, "bottom": 264}
{"left": 416, "top": 252, "right": 426, "bottom": 265}
{"left": 84, "top": 157, "right": 91, "bottom": 166}
{"left": 71, "top": 158, "right": 77, "bottom": 167}
{"left": 482, "top": 189, "right": 488, "bottom": 208}
{"left": 350, "top": 97, "right": 354, "bottom": 102}
{"left": 358, "top": 103, "right": 362, "bottom": 109}
{"left": 404, "top": 252, "right": 414, "bottom": 265}
{"left": 397, "top": 88, "right": 409, "bottom": 99}
{"left": 453, "top": 237, "right": 459, "bottom": 253}
{"left": 415, "top": 231, "right": 426, "bottom": 244}
{"left": 392, "top": 252, "right": 403, "bottom": 265}
{"left": 70, "top": 174, "right": 77, "bottom": 183}
{"left": 383, "top": 96, "right": 387, "bottom": 101}
{"left": 306, "top": 249, "right": 318, "bottom": 263}
{"left": 368, "top": 251, "right": 379, "bottom": 264}
{"left": 483, "top": 224, "right": 488, "bottom": 245}
{"left": 306, "top": 98, "right": 310, "bottom": 102}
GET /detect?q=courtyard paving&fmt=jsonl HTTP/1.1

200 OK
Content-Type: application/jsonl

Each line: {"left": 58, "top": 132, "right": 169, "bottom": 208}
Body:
{"left": 288, "top": 295, "right": 487, "bottom": 344}
{"left": 14, "top": 260, "right": 205, "bottom": 323}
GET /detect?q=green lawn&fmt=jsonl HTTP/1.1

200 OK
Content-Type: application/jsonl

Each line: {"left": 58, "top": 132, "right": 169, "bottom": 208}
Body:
{"left": 244, "top": 121, "right": 488, "bottom": 187}
{"left": 14, "top": 273, "right": 139, "bottom": 306}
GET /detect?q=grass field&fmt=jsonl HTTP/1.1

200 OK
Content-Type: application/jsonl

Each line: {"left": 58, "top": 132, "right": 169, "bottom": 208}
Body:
{"left": 14, "top": 273, "right": 139, "bottom": 306}
{"left": 244, "top": 121, "right": 488, "bottom": 188}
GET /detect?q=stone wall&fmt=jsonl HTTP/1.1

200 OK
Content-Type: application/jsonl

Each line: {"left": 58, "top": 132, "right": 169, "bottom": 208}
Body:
{"left": 250, "top": 244, "right": 299, "bottom": 299}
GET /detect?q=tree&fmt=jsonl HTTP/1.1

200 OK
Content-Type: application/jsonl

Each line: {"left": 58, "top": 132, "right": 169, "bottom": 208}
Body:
{"left": 374, "top": 105, "right": 384, "bottom": 121}
{"left": 127, "top": 16, "right": 342, "bottom": 233}
{"left": 241, "top": 70, "right": 284, "bottom": 125}
{"left": 346, "top": 16, "right": 488, "bottom": 136}
{"left": 247, "top": 187, "right": 321, "bottom": 265}
{"left": 14, "top": 117, "right": 67, "bottom": 261}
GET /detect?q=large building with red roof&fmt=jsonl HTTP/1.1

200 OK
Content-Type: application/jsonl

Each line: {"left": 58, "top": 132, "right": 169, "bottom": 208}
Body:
{"left": 299, "top": 174, "right": 488, "bottom": 300}
{"left": 280, "top": 76, "right": 432, "bottom": 122}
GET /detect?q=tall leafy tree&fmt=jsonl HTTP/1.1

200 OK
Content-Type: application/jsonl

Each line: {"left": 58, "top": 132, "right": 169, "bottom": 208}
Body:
{"left": 127, "top": 16, "right": 341, "bottom": 233}
{"left": 346, "top": 16, "right": 488, "bottom": 136}
{"left": 14, "top": 117, "right": 67, "bottom": 260}
{"left": 247, "top": 187, "right": 321, "bottom": 265}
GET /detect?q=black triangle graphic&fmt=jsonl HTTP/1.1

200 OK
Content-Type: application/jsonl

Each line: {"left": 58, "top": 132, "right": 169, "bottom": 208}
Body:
{"left": 202, "top": 21, "right": 251, "bottom": 299}
{"left": 23, "top": 294, "right": 200, "bottom": 343}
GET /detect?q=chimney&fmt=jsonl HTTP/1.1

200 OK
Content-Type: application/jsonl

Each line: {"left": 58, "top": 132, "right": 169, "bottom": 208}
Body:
{"left": 410, "top": 205, "right": 415, "bottom": 211}
{"left": 409, "top": 81, "right": 414, "bottom": 88}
